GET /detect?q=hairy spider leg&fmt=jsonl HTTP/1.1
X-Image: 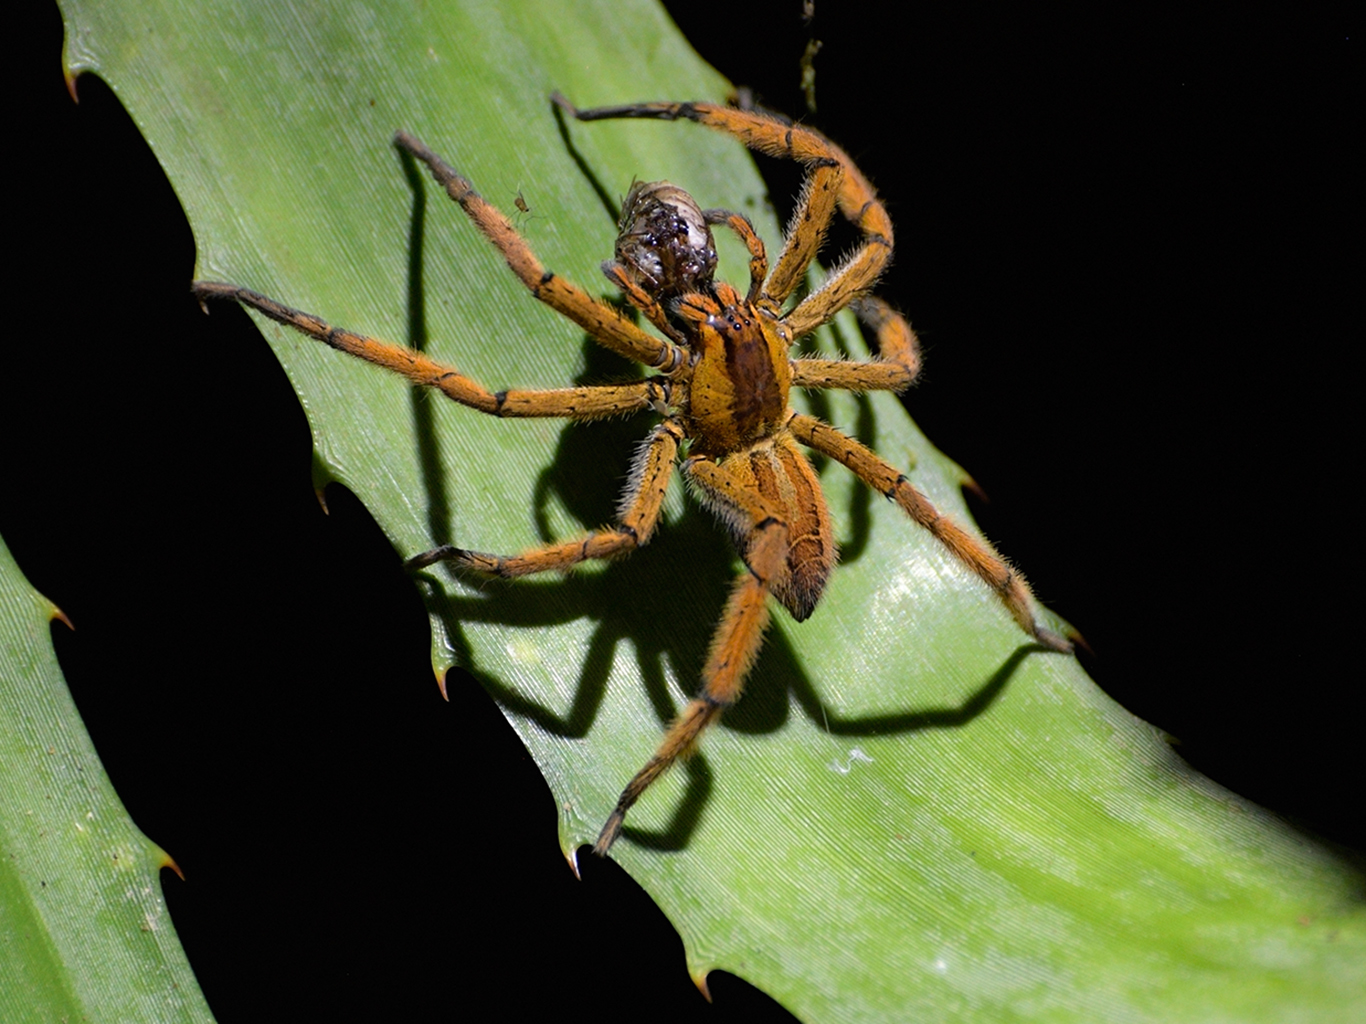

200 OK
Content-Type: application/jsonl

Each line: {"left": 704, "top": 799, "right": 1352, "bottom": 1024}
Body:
{"left": 790, "top": 296, "right": 922, "bottom": 392}
{"left": 394, "top": 131, "right": 687, "bottom": 376}
{"left": 788, "top": 412, "right": 1071, "bottom": 652}
{"left": 599, "top": 263, "right": 681, "bottom": 342}
{"left": 763, "top": 159, "right": 842, "bottom": 305}
{"left": 190, "top": 282, "right": 666, "bottom": 419}
{"left": 191, "top": 280, "right": 686, "bottom": 581}
{"left": 594, "top": 450, "right": 796, "bottom": 854}
{"left": 405, "top": 419, "right": 682, "bottom": 576}
{"left": 703, "top": 208, "right": 769, "bottom": 302}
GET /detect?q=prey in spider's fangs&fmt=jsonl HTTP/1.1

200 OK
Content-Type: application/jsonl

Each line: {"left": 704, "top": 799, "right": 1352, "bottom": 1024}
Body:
{"left": 193, "top": 93, "right": 1072, "bottom": 856}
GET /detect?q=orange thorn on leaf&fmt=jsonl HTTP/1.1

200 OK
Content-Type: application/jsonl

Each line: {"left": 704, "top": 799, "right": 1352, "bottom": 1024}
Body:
{"left": 158, "top": 850, "right": 186, "bottom": 881}
{"left": 692, "top": 969, "right": 713, "bottom": 1003}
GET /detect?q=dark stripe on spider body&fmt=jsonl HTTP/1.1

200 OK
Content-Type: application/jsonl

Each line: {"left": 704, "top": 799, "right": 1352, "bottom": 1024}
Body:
{"left": 677, "top": 283, "right": 791, "bottom": 453}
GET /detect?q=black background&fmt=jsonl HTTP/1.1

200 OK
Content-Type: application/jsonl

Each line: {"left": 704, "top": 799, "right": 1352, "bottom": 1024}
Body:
{"left": 6, "top": 3, "right": 1357, "bottom": 1021}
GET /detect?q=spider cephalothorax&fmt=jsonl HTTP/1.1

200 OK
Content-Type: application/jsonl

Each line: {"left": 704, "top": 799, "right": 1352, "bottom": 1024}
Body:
{"left": 193, "top": 94, "right": 1072, "bottom": 856}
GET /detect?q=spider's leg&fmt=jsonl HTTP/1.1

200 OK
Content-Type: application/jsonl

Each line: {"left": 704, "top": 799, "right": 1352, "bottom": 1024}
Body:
{"left": 191, "top": 282, "right": 667, "bottom": 419}
{"left": 763, "top": 160, "right": 842, "bottom": 306}
{"left": 594, "top": 454, "right": 789, "bottom": 854}
{"left": 556, "top": 97, "right": 891, "bottom": 335}
{"left": 406, "top": 419, "right": 682, "bottom": 575}
{"left": 704, "top": 209, "right": 768, "bottom": 302}
{"left": 395, "top": 131, "right": 685, "bottom": 375}
{"left": 791, "top": 296, "right": 921, "bottom": 393}
{"left": 600, "top": 261, "right": 682, "bottom": 341}
{"left": 788, "top": 412, "right": 1073, "bottom": 653}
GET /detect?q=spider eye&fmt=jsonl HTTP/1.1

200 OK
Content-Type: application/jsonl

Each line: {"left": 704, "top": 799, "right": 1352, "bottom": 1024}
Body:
{"left": 614, "top": 181, "right": 718, "bottom": 301}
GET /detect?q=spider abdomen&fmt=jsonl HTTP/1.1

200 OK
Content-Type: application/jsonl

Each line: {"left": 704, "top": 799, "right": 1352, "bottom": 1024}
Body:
{"left": 720, "top": 433, "right": 834, "bottom": 622}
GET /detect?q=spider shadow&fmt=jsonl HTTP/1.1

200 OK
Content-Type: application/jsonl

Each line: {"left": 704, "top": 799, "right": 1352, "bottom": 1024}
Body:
{"left": 619, "top": 635, "right": 1051, "bottom": 852}
{"left": 393, "top": 126, "right": 1036, "bottom": 855}
{"left": 550, "top": 94, "right": 621, "bottom": 226}
{"left": 415, "top": 526, "right": 1048, "bottom": 854}
{"left": 397, "top": 146, "right": 453, "bottom": 548}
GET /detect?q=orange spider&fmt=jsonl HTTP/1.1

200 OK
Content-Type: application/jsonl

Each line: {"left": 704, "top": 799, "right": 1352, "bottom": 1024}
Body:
{"left": 193, "top": 94, "right": 1072, "bottom": 855}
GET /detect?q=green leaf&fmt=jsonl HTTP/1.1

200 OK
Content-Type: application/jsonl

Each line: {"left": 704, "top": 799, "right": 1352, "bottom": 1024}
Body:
{"left": 0, "top": 537, "right": 213, "bottom": 1022}
{"left": 49, "top": 0, "right": 1366, "bottom": 1020}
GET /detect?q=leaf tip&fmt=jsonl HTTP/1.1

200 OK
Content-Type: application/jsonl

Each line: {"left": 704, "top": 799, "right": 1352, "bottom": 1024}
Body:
{"left": 64, "top": 68, "right": 80, "bottom": 105}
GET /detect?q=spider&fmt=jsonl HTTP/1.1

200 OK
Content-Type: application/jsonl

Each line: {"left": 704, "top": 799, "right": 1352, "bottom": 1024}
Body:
{"left": 193, "top": 94, "right": 1073, "bottom": 856}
